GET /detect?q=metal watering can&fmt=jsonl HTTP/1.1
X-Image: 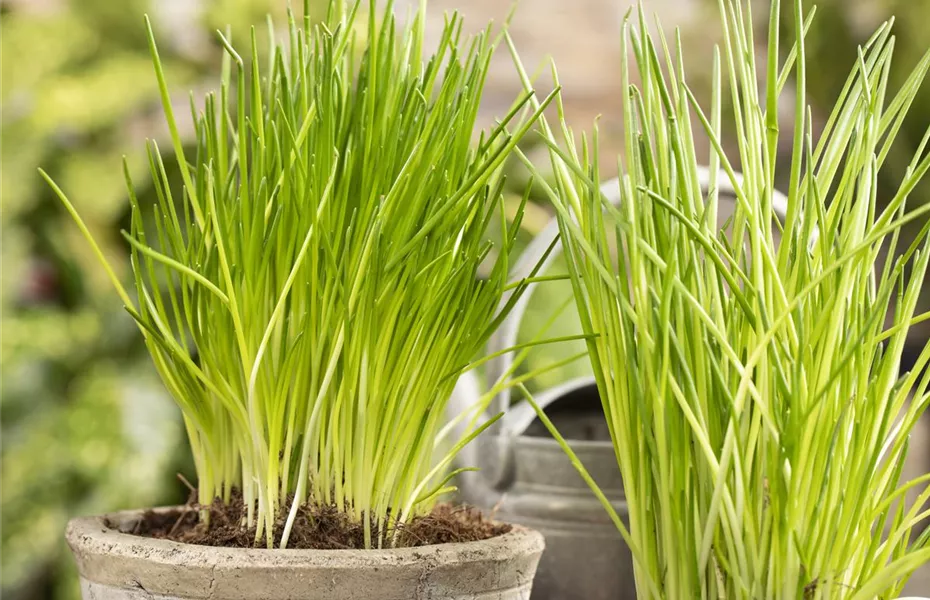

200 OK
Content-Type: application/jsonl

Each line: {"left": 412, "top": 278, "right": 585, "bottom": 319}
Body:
{"left": 447, "top": 168, "right": 790, "bottom": 600}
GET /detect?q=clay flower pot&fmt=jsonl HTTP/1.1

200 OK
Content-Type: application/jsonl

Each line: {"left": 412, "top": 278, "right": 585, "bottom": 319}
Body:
{"left": 66, "top": 507, "right": 544, "bottom": 600}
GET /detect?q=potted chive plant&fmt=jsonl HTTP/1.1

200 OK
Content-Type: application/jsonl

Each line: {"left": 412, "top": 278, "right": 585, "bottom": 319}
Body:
{"left": 43, "top": 1, "right": 557, "bottom": 597}
{"left": 515, "top": 0, "right": 930, "bottom": 598}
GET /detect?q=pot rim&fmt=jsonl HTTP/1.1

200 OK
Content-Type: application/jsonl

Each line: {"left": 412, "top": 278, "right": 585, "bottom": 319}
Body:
{"left": 67, "top": 505, "right": 544, "bottom": 567}
{"left": 68, "top": 506, "right": 545, "bottom": 599}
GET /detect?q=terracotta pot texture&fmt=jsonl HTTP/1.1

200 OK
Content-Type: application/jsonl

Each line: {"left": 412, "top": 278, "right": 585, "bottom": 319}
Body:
{"left": 66, "top": 507, "right": 545, "bottom": 600}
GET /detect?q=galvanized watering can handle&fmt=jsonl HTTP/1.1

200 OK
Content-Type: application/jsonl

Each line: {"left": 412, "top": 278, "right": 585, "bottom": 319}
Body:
{"left": 484, "top": 166, "right": 793, "bottom": 431}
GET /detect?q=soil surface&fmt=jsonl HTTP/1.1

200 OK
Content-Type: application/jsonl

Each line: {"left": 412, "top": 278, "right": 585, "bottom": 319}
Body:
{"left": 122, "top": 493, "right": 510, "bottom": 549}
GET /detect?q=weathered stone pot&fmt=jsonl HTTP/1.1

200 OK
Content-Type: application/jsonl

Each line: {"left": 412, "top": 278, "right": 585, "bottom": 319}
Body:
{"left": 66, "top": 507, "right": 545, "bottom": 600}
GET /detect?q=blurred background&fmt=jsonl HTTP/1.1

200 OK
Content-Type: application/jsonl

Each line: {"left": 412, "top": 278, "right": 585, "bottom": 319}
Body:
{"left": 2, "top": 0, "right": 929, "bottom": 597}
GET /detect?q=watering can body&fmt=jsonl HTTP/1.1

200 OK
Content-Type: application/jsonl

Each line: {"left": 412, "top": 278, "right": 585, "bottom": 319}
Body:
{"left": 448, "top": 169, "right": 788, "bottom": 599}
{"left": 453, "top": 375, "right": 633, "bottom": 600}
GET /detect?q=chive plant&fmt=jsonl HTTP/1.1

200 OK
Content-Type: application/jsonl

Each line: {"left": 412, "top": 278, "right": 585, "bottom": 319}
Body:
{"left": 41, "top": 0, "right": 558, "bottom": 549}
{"left": 516, "top": 0, "right": 930, "bottom": 598}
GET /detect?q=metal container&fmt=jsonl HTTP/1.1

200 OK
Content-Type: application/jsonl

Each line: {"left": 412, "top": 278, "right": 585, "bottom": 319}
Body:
{"left": 453, "top": 376, "right": 631, "bottom": 600}
{"left": 448, "top": 168, "right": 789, "bottom": 599}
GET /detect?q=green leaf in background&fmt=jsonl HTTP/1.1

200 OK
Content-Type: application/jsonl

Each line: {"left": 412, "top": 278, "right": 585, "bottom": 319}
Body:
{"left": 0, "top": 0, "right": 320, "bottom": 597}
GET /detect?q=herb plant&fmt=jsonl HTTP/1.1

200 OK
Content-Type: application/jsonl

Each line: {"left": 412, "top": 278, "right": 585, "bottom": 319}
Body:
{"left": 517, "top": 0, "right": 930, "bottom": 597}
{"left": 42, "top": 0, "right": 556, "bottom": 549}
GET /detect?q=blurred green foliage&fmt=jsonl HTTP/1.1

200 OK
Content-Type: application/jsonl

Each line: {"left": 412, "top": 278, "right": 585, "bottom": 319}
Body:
{"left": 783, "top": 0, "right": 930, "bottom": 350}
{"left": 0, "top": 0, "right": 295, "bottom": 597}
{"left": 789, "top": 0, "right": 930, "bottom": 194}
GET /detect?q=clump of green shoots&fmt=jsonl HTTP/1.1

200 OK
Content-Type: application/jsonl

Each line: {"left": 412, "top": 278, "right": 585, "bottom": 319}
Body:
{"left": 41, "top": 0, "right": 556, "bottom": 549}
{"left": 518, "top": 0, "right": 930, "bottom": 597}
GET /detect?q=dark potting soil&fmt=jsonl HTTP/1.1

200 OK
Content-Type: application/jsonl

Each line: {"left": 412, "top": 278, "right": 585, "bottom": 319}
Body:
{"left": 124, "top": 493, "right": 510, "bottom": 550}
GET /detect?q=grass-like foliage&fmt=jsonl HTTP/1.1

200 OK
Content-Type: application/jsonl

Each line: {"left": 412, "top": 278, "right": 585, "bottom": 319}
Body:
{"left": 517, "top": 0, "right": 930, "bottom": 597}
{"left": 41, "top": 0, "right": 556, "bottom": 549}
